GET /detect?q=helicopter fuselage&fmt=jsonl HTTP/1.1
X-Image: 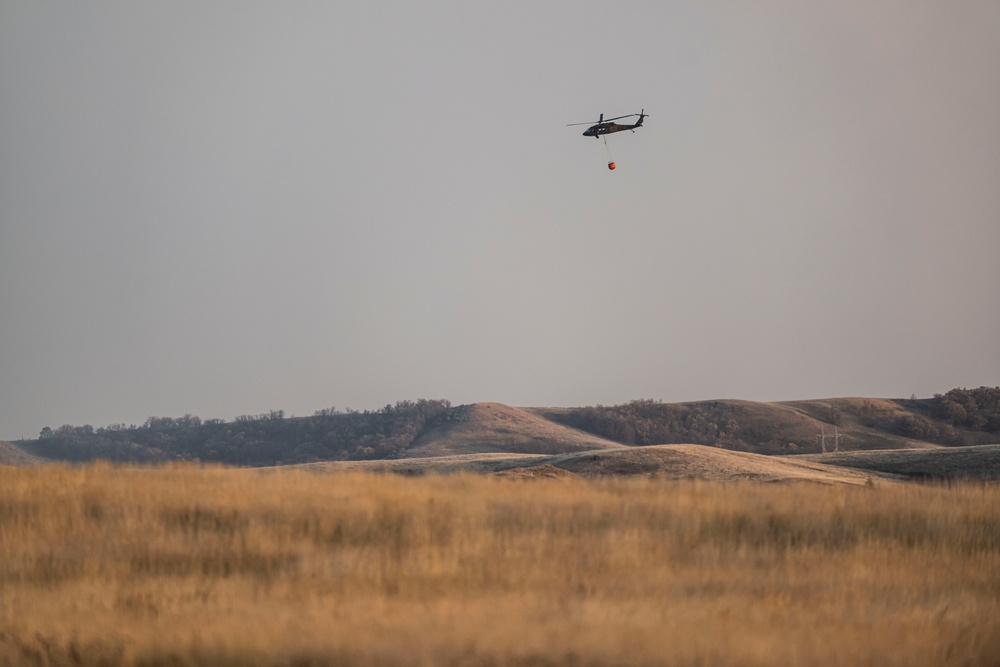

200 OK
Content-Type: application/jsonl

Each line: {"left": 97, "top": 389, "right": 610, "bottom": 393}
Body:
{"left": 582, "top": 122, "right": 634, "bottom": 137}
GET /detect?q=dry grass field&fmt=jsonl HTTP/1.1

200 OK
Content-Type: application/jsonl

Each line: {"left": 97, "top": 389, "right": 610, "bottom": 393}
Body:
{"left": 2, "top": 464, "right": 999, "bottom": 666}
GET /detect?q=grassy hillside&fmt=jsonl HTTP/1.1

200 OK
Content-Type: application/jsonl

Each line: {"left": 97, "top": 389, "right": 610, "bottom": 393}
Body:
{"left": 11, "top": 388, "right": 998, "bottom": 466}
{"left": 405, "top": 402, "right": 624, "bottom": 457}
{"left": 2, "top": 465, "right": 998, "bottom": 666}
{"left": 800, "top": 444, "right": 1000, "bottom": 481}
{"left": 535, "top": 391, "right": 999, "bottom": 455}
{"left": 0, "top": 441, "right": 40, "bottom": 466}
{"left": 300, "top": 443, "right": 1000, "bottom": 483}
{"left": 308, "top": 443, "right": 891, "bottom": 484}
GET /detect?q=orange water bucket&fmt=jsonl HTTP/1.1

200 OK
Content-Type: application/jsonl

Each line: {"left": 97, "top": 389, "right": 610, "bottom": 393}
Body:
{"left": 608, "top": 161, "right": 616, "bottom": 170}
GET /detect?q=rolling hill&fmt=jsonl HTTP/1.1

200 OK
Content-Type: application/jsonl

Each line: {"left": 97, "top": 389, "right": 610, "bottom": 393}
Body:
{"left": 7, "top": 388, "right": 998, "bottom": 475}
{"left": 799, "top": 444, "right": 1000, "bottom": 481}
{"left": 293, "top": 442, "right": 1000, "bottom": 483}
{"left": 298, "top": 443, "right": 893, "bottom": 484}
{"left": 404, "top": 402, "right": 624, "bottom": 457}
{"left": 531, "top": 397, "right": 968, "bottom": 454}
{"left": 0, "top": 441, "right": 41, "bottom": 466}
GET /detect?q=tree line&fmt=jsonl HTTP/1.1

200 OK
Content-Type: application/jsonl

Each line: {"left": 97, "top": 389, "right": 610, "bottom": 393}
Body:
{"left": 929, "top": 387, "right": 1000, "bottom": 433}
{"left": 861, "top": 387, "right": 1000, "bottom": 444}
{"left": 30, "top": 400, "right": 452, "bottom": 466}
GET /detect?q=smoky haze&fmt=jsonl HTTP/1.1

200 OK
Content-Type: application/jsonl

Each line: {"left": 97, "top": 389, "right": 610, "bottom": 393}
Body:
{"left": 2, "top": 2, "right": 998, "bottom": 439}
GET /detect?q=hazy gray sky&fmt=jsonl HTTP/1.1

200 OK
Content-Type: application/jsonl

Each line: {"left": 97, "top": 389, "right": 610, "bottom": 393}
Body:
{"left": 2, "top": 2, "right": 998, "bottom": 439}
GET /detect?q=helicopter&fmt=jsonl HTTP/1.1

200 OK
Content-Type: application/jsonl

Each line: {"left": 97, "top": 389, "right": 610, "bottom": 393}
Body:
{"left": 567, "top": 109, "right": 647, "bottom": 138}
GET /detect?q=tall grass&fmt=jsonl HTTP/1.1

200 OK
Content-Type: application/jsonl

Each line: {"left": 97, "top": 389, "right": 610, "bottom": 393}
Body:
{"left": 1, "top": 464, "right": 999, "bottom": 666}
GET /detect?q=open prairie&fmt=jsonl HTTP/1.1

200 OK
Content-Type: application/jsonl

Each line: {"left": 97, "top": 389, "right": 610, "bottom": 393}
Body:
{"left": 2, "top": 464, "right": 999, "bottom": 666}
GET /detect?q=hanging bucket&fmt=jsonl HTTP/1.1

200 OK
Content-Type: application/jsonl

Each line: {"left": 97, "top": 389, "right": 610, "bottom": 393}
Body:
{"left": 608, "top": 161, "right": 616, "bottom": 170}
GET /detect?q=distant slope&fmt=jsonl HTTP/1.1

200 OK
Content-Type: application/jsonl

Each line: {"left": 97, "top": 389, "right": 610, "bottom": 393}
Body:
{"left": 15, "top": 389, "right": 997, "bottom": 465}
{"left": 540, "top": 445, "right": 889, "bottom": 484}
{"left": 404, "top": 403, "right": 625, "bottom": 458}
{"left": 798, "top": 444, "right": 1000, "bottom": 481}
{"left": 297, "top": 443, "right": 891, "bottom": 485}
{"left": 531, "top": 396, "right": 985, "bottom": 455}
{"left": 778, "top": 398, "right": 947, "bottom": 449}
{"left": 534, "top": 399, "right": 829, "bottom": 453}
{"left": 0, "top": 441, "right": 42, "bottom": 466}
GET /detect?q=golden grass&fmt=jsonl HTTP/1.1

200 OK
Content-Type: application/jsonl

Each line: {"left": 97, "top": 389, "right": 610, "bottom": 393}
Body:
{"left": 1, "top": 464, "right": 999, "bottom": 666}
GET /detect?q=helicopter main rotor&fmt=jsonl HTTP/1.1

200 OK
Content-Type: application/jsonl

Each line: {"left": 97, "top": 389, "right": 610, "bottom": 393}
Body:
{"left": 566, "top": 112, "right": 637, "bottom": 127}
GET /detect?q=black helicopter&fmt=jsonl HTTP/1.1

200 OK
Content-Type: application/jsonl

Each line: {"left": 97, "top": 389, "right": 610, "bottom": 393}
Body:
{"left": 568, "top": 109, "right": 647, "bottom": 137}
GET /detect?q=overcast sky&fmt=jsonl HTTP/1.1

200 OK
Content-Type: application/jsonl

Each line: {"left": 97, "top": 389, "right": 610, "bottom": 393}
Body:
{"left": 2, "top": 2, "right": 998, "bottom": 439}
